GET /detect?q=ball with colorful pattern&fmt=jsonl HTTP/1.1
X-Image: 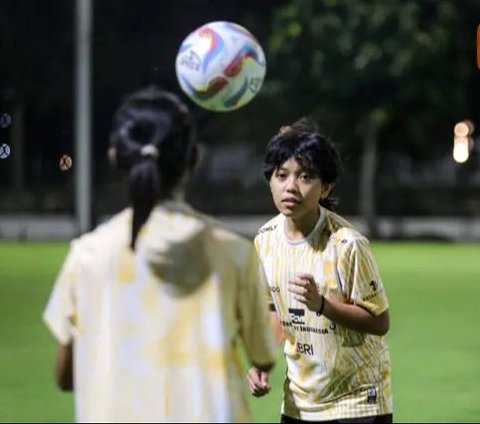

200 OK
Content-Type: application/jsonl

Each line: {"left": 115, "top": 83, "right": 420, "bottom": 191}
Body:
{"left": 175, "top": 21, "right": 266, "bottom": 112}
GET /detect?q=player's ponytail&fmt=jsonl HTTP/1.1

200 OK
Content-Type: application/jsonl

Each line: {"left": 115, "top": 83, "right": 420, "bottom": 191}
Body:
{"left": 110, "top": 86, "right": 196, "bottom": 249}
{"left": 128, "top": 147, "right": 161, "bottom": 250}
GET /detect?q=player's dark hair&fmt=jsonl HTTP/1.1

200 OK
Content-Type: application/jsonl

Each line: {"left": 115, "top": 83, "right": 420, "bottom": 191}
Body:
{"left": 110, "top": 86, "right": 197, "bottom": 250}
{"left": 263, "top": 117, "right": 342, "bottom": 210}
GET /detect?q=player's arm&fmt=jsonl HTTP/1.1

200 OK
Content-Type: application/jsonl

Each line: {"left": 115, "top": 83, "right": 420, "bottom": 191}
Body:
{"left": 290, "top": 236, "right": 390, "bottom": 336}
{"left": 289, "top": 274, "right": 389, "bottom": 336}
{"left": 44, "top": 240, "right": 81, "bottom": 392}
{"left": 323, "top": 297, "right": 389, "bottom": 336}
{"left": 55, "top": 342, "right": 74, "bottom": 391}
{"left": 243, "top": 240, "right": 279, "bottom": 396}
{"left": 246, "top": 307, "right": 283, "bottom": 397}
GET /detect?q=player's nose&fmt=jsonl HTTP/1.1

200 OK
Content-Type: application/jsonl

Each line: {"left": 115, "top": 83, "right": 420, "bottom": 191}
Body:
{"left": 285, "top": 176, "right": 299, "bottom": 193}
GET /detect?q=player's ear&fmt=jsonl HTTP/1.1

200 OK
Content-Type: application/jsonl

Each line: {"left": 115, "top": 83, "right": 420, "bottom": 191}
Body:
{"left": 108, "top": 147, "right": 117, "bottom": 166}
{"left": 321, "top": 183, "right": 334, "bottom": 200}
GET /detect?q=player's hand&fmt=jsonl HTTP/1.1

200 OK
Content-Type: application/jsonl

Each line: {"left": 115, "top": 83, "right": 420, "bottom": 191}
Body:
{"left": 288, "top": 273, "right": 324, "bottom": 313}
{"left": 247, "top": 367, "right": 271, "bottom": 397}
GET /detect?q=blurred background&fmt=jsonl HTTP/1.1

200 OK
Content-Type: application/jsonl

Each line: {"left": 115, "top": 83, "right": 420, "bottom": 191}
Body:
{"left": 0, "top": 0, "right": 479, "bottom": 423}
{"left": 0, "top": 0, "right": 479, "bottom": 240}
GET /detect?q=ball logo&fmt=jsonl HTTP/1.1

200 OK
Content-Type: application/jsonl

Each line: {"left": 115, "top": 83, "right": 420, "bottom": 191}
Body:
{"left": 179, "top": 50, "right": 201, "bottom": 72}
{"left": 0, "top": 143, "right": 11, "bottom": 159}
{"left": 249, "top": 77, "right": 263, "bottom": 93}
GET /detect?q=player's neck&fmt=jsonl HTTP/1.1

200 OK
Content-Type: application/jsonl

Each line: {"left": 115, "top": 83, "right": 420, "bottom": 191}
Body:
{"left": 284, "top": 208, "right": 320, "bottom": 241}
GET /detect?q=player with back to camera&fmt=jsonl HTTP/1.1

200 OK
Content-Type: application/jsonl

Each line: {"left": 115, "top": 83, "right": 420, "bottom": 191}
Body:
{"left": 247, "top": 118, "right": 393, "bottom": 423}
{"left": 43, "top": 86, "right": 276, "bottom": 423}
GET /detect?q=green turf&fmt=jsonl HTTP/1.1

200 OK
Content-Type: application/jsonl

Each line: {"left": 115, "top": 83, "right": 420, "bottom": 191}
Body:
{"left": 0, "top": 242, "right": 479, "bottom": 422}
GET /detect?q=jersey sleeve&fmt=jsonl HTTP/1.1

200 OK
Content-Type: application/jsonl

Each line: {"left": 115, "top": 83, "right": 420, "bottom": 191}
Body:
{"left": 337, "top": 237, "right": 389, "bottom": 316}
{"left": 237, "top": 245, "right": 276, "bottom": 368}
{"left": 43, "top": 241, "right": 79, "bottom": 345}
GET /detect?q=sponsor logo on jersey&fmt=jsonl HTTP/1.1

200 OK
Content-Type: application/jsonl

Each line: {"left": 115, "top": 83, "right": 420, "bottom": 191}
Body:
{"left": 367, "top": 387, "right": 377, "bottom": 404}
{"left": 296, "top": 342, "right": 314, "bottom": 356}
{"left": 362, "top": 280, "right": 384, "bottom": 302}
{"left": 258, "top": 224, "right": 277, "bottom": 234}
{"left": 288, "top": 308, "right": 306, "bottom": 325}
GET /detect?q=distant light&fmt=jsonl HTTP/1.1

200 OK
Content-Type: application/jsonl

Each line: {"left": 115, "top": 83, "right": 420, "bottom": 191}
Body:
{"left": 468, "top": 136, "right": 475, "bottom": 151}
{"left": 454, "top": 120, "right": 474, "bottom": 137}
{"left": 453, "top": 137, "right": 469, "bottom": 163}
{"left": 0, "top": 143, "right": 11, "bottom": 159}
{"left": 454, "top": 122, "right": 469, "bottom": 137}
{"left": 465, "top": 120, "right": 475, "bottom": 135}
{"left": 59, "top": 154, "right": 73, "bottom": 171}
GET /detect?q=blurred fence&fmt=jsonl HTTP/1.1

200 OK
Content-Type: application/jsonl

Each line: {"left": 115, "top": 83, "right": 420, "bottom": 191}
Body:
{"left": 1, "top": 214, "right": 480, "bottom": 241}
{"left": 1, "top": 142, "right": 480, "bottom": 242}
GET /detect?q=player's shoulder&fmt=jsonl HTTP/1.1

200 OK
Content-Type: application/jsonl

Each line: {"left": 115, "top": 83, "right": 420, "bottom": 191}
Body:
{"left": 324, "top": 209, "right": 370, "bottom": 249}
{"left": 255, "top": 214, "right": 282, "bottom": 241}
{"left": 207, "top": 215, "right": 252, "bottom": 248}
{"left": 192, "top": 210, "right": 256, "bottom": 264}
{"left": 72, "top": 209, "right": 130, "bottom": 256}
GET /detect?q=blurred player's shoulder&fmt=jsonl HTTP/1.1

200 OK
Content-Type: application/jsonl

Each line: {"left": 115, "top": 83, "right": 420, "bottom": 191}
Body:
{"left": 324, "top": 209, "right": 368, "bottom": 248}
{"left": 70, "top": 209, "right": 131, "bottom": 255}
{"left": 197, "top": 212, "right": 257, "bottom": 267}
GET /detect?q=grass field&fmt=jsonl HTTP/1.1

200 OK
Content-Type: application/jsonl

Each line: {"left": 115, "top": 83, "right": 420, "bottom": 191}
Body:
{"left": 1, "top": 242, "right": 479, "bottom": 422}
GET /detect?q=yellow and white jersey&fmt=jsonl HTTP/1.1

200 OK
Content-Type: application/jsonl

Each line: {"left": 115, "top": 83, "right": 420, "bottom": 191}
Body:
{"left": 44, "top": 201, "right": 276, "bottom": 423}
{"left": 254, "top": 207, "right": 393, "bottom": 421}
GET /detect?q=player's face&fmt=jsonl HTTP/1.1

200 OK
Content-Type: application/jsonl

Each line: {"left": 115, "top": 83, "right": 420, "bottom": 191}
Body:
{"left": 269, "top": 158, "right": 331, "bottom": 219}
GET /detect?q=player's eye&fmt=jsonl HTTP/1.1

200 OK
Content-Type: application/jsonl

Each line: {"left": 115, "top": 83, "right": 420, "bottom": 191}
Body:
{"left": 299, "top": 173, "right": 313, "bottom": 181}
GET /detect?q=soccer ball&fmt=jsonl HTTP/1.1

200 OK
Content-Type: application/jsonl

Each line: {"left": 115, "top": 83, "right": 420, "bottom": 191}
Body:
{"left": 175, "top": 21, "right": 266, "bottom": 112}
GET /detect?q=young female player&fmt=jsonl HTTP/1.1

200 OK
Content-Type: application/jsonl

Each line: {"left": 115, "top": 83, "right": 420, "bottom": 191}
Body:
{"left": 44, "top": 87, "right": 276, "bottom": 422}
{"left": 248, "top": 119, "right": 393, "bottom": 423}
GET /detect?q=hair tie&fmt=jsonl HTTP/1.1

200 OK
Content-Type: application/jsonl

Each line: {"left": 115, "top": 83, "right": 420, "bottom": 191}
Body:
{"left": 140, "top": 144, "right": 160, "bottom": 159}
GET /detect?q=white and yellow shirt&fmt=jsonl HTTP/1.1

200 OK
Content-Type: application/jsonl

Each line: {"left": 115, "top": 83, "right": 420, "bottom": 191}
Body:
{"left": 254, "top": 207, "right": 393, "bottom": 421}
{"left": 44, "top": 201, "right": 276, "bottom": 423}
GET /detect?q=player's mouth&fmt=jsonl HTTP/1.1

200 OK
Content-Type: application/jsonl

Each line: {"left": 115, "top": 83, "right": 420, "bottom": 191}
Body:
{"left": 282, "top": 197, "right": 301, "bottom": 207}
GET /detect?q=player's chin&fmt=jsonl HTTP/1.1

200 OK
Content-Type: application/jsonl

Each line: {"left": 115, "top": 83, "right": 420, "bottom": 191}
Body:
{"left": 280, "top": 204, "right": 303, "bottom": 218}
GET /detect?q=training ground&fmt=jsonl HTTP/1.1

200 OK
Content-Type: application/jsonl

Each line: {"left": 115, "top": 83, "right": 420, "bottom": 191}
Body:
{"left": 0, "top": 242, "right": 479, "bottom": 422}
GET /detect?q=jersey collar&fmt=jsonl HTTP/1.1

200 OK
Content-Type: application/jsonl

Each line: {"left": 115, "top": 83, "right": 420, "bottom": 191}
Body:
{"left": 281, "top": 206, "right": 326, "bottom": 246}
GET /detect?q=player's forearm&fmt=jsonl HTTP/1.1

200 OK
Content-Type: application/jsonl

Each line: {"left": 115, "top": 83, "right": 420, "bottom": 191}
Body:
{"left": 55, "top": 342, "right": 74, "bottom": 391}
{"left": 323, "top": 297, "right": 389, "bottom": 336}
{"left": 252, "top": 361, "right": 275, "bottom": 373}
